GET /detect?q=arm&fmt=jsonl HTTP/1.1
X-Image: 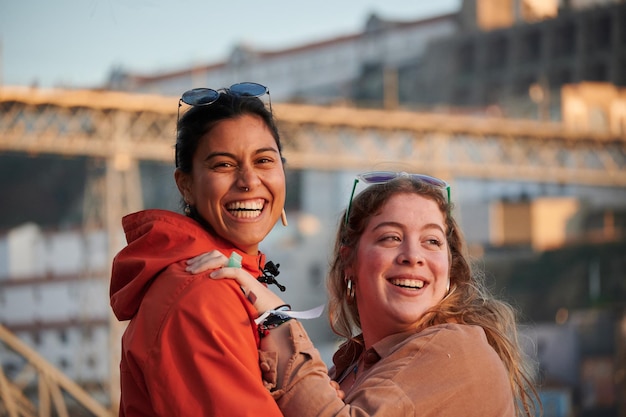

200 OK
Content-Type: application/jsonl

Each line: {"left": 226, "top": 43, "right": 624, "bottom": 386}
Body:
{"left": 260, "top": 320, "right": 355, "bottom": 416}
{"left": 261, "top": 324, "right": 516, "bottom": 417}
{"left": 188, "top": 250, "right": 286, "bottom": 314}
{"left": 199, "top": 254, "right": 347, "bottom": 408}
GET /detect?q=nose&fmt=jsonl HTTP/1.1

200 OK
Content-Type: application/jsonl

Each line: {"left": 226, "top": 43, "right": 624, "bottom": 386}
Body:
{"left": 396, "top": 243, "right": 424, "bottom": 265}
{"left": 236, "top": 165, "right": 262, "bottom": 191}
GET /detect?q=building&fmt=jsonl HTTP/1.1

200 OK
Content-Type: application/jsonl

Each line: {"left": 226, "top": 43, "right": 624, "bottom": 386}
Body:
{"left": 108, "top": 0, "right": 626, "bottom": 119}
{"left": 409, "top": 0, "right": 626, "bottom": 117}
{"left": 106, "top": 11, "right": 460, "bottom": 105}
{"left": 0, "top": 223, "right": 111, "bottom": 402}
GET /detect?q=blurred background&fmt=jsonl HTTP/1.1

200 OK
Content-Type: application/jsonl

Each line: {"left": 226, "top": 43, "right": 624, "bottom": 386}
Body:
{"left": 1, "top": 0, "right": 625, "bottom": 416}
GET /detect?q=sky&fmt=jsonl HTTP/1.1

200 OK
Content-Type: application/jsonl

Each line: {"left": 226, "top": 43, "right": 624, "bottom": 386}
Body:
{"left": 0, "top": 0, "right": 461, "bottom": 89}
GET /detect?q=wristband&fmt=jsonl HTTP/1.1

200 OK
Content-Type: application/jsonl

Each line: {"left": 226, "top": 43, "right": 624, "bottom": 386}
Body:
{"left": 255, "top": 304, "right": 325, "bottom": 339}
{"left": 258, "top": 311, "right": 293, "bottom": 338}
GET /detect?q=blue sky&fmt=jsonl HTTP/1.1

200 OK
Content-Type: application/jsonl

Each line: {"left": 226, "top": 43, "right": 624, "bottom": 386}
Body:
{"left": 0, "top": 0, "right": 461, "bottom": 89}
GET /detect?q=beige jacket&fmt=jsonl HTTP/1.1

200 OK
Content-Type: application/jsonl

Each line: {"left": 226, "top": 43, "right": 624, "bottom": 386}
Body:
{"left": 259, "top": 321, "right": 515, "bottom": 417}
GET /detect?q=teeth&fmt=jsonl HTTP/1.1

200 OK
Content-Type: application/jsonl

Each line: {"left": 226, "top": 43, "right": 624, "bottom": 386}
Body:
{"left": 390, "top": 278, "right": 425, "bottom": 289}
{"left": 226, "top": 201, "right": 264, "bottom": 211}
{"left": 226, "top": 200, "right": 264, "bottom": 218}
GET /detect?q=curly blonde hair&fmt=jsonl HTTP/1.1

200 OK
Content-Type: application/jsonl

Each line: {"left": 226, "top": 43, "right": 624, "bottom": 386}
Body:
{"left": 327, "top": 177, "right": 540, "bottom": 417}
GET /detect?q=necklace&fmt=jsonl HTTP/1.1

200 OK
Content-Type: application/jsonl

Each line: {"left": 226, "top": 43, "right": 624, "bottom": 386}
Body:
{"left": 336, "top": 357, "right": 360, "bottom": 385}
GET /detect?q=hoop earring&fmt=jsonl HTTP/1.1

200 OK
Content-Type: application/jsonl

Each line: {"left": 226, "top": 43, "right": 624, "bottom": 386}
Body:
{"left": 441, "top": 282, "right": 456, "bottom": 303}
{"left": 184, "top": 203, "right": 191, "bottom": 216}
{"left": 281, "top": 208, "right": 288, "bottom": 227}
{"left": 346, "top": 278, "right": 355, "bottom": 303}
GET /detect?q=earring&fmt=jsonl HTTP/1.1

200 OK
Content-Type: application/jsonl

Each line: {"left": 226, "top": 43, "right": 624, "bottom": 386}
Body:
{"left": 346, "top": 278, "right": 355, "bottom": 303}
{"left": 446, "top": 278, "right": 451, "bottom": 293}
{"left": 184, "top": 203, "right": 191, "bottom": 216}
{"left": 281, "top": 208, "right": 288, "bottom": 227}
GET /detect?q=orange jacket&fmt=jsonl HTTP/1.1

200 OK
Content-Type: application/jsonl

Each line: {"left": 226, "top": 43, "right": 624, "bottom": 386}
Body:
{"left": 110, "top": 209, "right": 283, "bottom": 417}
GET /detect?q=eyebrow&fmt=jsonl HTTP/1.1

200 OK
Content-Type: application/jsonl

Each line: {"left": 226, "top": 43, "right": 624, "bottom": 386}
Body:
{"left": 203, "top": 147, "right": 280, "bottom": 162}
{"left": 372, "top": 221, "right": 446, "bottom": 235}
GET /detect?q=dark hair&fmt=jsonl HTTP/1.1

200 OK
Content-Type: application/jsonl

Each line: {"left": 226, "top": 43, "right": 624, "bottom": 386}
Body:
{"left": 175, "top": 90, "right": 283, "bottom": 172}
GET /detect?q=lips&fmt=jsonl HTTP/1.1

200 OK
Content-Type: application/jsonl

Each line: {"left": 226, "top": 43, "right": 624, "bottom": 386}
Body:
{"left": 225, "top": 199, "right": 265, "bottom": 219}
{"left": 389, "top": 278, "right": 425, "bottom": 289}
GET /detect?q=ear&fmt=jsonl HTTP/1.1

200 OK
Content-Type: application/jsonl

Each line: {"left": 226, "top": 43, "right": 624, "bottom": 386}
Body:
{"left": 340, "top": 245, "right": 354, "bottom": 278}
{"left": 174, "top": 168, "right": 193, "bottom": 204}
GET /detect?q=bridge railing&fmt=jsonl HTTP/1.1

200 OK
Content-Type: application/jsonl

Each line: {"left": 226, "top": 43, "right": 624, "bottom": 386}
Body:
{"left": 0, "top": 324, "right": 113, "bottom": 417}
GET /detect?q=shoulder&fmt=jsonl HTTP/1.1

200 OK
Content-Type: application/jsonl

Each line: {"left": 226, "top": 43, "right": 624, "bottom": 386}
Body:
{"left": 135, "top": 263, "right": 256, "bottom": 345}
{"left": 394, "top": 323, "right": 498, "bottom": 367}
{"left": 378, "top": 323, "right": 488, "bottom": 356}
{"left": 370, "top": 323, "right": 510, "bottom": 393}
{"left": 416, "top": 323, "right": 489, "bottom": 349}
{"left": 151, "top": 263, "right": 253, "bottom": 320}
{"left": 370, "top": 324, "right": 515, "bottom": 415}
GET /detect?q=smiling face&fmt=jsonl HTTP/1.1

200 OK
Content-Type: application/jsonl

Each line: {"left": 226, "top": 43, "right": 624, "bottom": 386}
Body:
{"left": 346, "top": 192, "right": 450, "bottom": 348}
{"left": 175, "top": 114, "right": 286, "bottom": 255}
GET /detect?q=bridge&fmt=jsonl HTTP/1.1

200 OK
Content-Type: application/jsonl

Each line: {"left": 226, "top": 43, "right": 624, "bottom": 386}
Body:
{"left": 0, "top": 85, "right": 625, "bottom": 415}
{"left": 1, "top": 86, "right": 625, "bottom": 186}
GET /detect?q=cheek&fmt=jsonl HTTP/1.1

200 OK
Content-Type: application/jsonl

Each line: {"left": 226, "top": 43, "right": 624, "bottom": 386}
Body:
{"left": 192, "top": 174, "right": 222, "bottom": 201}
{"left": 433, "top": 254, "right": 451, "bottom": 285}
{"left": 354, "top": 249, "right": 388, "bottom": 282}
{"left": 268, "top": 172, "right": 287, "bottom": 201}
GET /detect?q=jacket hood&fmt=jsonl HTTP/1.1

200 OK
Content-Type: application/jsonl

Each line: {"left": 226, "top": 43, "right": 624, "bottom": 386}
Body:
{"left": 109, "top": 209, "right": 265, "bottom": 321}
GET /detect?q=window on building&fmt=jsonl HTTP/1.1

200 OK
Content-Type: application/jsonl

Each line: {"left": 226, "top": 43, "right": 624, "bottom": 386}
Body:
{"left": 308, "top": 263, "right": 323, "bottom": 288}
{"left": 554, "top": 22, "right": 576, "bottom": 58}
{"left": 585, "top": 62, "right": 608, "bottom": 82}
{"left": 86, "top": 355, "right": 97, "bottom": 369}
{"left": 59, "top": 357, "right": 70, "bottom": 370}
{"left": 457, "top": 41, "right": 475, "bottom": 74}
{"left": 486, "top": 80, "right": 503, "bottom": 104}
{"left": 521, "top": 30, "right": 542, "bottom": 62}
{"left": 81, "top": 326, "right": 94, "bottom": 342}
{"left": 514, "top": 75, "right": 535, "bottom": 96}
{"left": 452, "top": 86, "right": 473, "bottom": 106}
{"left": 32, "top": 331, "right": 42, "bottom": 346}
{"left": 32, "top": 285, "right": 41, "bottom": 302}
{"left": 592, "top": 14, "right": 612, "bottom": 51}
{"left": 284, "top": 170, "right": 302, "bottom": 213}
{"left": 549, "top": 68, "right": 572, "bottom": 88}
{"left": 486, "top": 35, "right": 508, "bottom": 69}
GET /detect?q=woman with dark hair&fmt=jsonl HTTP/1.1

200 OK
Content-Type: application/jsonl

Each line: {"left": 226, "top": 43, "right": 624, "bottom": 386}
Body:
{"left": 109, "top": 83, "right": 288, "bottom": 416}
{"left": 205, "top": 172, "right": 540, "bottom": 416}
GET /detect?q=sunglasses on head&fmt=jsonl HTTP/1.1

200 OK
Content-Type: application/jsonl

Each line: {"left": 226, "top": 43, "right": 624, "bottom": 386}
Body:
{"left": 177, "top": 82, "right": 272, "bottom": 125}
{"left": 345, "top": 171, "right": 451, "bottom": 225}
{"left": 175, "top": 82, "right": 272, "bottom": 167}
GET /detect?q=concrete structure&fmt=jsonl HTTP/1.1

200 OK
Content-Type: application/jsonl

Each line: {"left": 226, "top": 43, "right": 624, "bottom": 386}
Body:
{"left": 106, "top": 12, "right": 458, "bottom": 106}
{"left": 414, "top": 0, "right": 626, "bottom": 117}
{"left": 108, "top": 0, "right": 626, "bottom": 120}
{"left": 0, "top": 224, "right": 110, "bottom": 393}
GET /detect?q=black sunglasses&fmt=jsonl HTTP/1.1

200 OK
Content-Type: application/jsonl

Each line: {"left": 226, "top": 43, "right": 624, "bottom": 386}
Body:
{"left": 345, "top": 171, "right": 451, "bottom": 225}
{"left": 177, "top": 82, "right": 272, "bottom": 125}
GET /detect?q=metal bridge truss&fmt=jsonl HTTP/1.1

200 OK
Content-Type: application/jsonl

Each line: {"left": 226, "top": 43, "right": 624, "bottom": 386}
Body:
{"left": 1, "top": 86, "right": 625, "bottom": 187}
{"left": 0, "top": 324, "right": 112, "bottom": 417}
